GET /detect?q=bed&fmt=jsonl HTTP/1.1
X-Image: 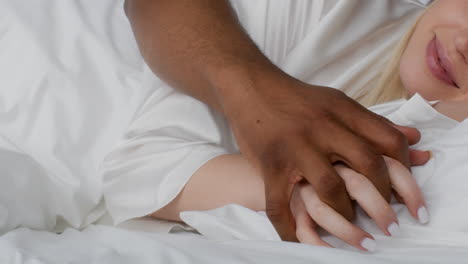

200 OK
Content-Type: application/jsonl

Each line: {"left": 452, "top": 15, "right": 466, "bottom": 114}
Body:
{"left": 0, "top": 0, "right": 467, "bottom": 263}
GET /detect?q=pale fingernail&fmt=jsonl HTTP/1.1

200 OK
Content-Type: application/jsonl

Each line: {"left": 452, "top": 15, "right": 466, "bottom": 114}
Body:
{"left": 361, "top": 238, "right": 377, "bottom": 252}
{"left": 387, "top": 222, "right": 400, "bottom": 236}
{"left": 427, "top": 150, "right": 433, "bottom": 159}
{"left": 417, "top": 206, "right": 429, "bottom": 224}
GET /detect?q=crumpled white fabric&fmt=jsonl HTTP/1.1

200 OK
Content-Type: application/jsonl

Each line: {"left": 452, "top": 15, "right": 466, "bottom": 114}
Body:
{"left": 101, "top": 0, "right": 427, "bottom": 225}
{"left": 415, "top": 0, "right": 433, "bottom": 6}
{"left": 180, "top": 94, "right": 468, "bottom": 252}
{"left": 0, "top": 0, "right": 153, "bottom": 234}
{"left": 1, "top": 224, "right": 466, "bottom": 264}
{"left": 377, "top": 95, "right": 468, "bottom": 233}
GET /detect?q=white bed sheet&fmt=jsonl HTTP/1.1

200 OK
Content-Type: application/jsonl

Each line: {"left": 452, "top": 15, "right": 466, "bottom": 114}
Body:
{"left": 0, "top": 0, "right": 153, "bottom": 233}
{"left": 1, "top": 224, "right": 467, "bottom": 264}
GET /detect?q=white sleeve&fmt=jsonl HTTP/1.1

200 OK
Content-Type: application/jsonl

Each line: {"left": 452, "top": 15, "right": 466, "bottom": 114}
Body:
{"left": 101, "top": 67, "right": 235, "bottom": 224}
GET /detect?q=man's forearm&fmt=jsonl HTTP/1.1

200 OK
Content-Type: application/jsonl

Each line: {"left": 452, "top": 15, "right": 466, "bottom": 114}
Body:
{"left": 125, "top": 0, "right": 282, "bottom": 114}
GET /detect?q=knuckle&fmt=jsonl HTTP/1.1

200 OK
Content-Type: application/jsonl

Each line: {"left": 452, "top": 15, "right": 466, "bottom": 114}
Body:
{"left": 304, "top": 110, "right": 334, "bottom": 127}
{"left": 384, "top": 130, "right": 408, "bottom": 152}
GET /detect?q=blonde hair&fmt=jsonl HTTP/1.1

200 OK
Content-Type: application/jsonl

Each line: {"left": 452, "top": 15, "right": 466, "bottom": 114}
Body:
{"left": 357, "top": 10, "right": 428, "bottom": 107}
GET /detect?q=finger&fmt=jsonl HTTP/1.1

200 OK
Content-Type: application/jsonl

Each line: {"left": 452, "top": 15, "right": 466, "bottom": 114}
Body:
{"left": 296, "top": 210, "right": 333, "bottom": 247}
{"left": 299, "top": 184, "right": 376, "bottom": 252}
{"left": 392, "top": 125, "right": 421, "bottom": 146}
{"left": 341, "top": 107, "right": 412, "bottom": 170}
{"left": 291, "top": 186, "right": 333, "bottom": 247}
{"left": 335, "top": 165, "right": 399, "bottom": 237}
{"left": 328, "top": 127, "right": 392, "bottom": 202}
{"left": 409, "top": 150, "right": 432, "bottom": 166}
{"left": 366, "top": 114, "right": 421, "bottom": 146}
{"left": 393, "top": 189, "right": 404, "bottom": 204}
{"left": 297, "top": 148, "right": 354, "bottom": 221}
{"left": 264, "top": 173, "right": 298, "bottom": 242}
{"left": 383, "top": 156, "right": 429, "bottom": 224}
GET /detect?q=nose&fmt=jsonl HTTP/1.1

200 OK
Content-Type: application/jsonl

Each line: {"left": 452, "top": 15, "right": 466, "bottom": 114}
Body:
{"left": 455, "top": 29, "right": 468, "bottom": 63}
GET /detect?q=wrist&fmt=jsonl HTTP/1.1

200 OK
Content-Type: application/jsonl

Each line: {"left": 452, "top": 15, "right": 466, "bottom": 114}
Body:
{"left": 206, "top": 60, "right": 291, "bottom": 120}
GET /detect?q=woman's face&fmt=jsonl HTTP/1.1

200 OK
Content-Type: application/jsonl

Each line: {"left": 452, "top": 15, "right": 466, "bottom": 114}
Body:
{"left": 400, "top": 0, "right": 468, "bottom": 101}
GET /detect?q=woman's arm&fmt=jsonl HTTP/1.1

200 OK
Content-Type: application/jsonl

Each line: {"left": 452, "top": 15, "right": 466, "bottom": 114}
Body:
{"left": 150, "top": 154, "right": 265, "bottom": 221}
{"left": 151, "top": 154, "right": 428, "bottom": 252}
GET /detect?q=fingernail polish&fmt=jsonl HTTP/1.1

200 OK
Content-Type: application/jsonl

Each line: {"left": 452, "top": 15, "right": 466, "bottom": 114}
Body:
{"left": 387, "top": 222, "right": 400, "bottom": 236}
{"left": 361, "top": 238, "right": 377, "bottom": 252}
{"left": 417, "top": 206, "right": 429, "bottom": 224}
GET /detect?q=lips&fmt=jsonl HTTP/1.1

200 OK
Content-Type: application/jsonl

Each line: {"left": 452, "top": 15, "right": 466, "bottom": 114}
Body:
{"left": 426, "top": 37, "right": 459, "bottom": 88}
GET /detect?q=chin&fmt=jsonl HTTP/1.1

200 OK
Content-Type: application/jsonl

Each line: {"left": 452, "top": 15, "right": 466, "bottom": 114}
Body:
{"left": 402, "top": 83, "right": 434, "bottom": 101}
{"left": 400, "top": 77, "right": 423, "bottom": 99}
{"left": 400, "top": 75, "right": 441, "bottom": 101}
